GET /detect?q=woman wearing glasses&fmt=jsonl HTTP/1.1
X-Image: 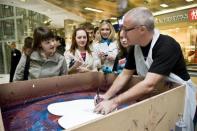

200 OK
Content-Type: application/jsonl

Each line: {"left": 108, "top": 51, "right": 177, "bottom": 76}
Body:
{"left": 95, "top": 20, "right": 118, "bottom": 73}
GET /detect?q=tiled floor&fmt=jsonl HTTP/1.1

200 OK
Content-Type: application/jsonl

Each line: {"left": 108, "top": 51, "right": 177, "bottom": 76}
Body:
{"left": 0, "top": 74, "right": 9, "bottom": 84}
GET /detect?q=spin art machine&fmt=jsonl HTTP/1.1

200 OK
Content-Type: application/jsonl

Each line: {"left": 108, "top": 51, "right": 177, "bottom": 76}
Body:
{"left": 0, "top": 72, "right": 185, "bottom": 131}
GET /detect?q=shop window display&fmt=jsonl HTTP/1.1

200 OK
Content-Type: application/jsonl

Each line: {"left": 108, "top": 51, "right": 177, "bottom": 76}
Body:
{"left": 160, "top": 25, "right": 197, "bottom": 64}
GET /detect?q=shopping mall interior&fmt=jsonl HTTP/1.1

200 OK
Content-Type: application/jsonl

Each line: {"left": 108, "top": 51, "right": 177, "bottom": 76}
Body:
{"left": 0, "top": 0, "right": 196, "bottom": 81}
{"left": 0, "top": 1, "right": 197, "bottom": 131}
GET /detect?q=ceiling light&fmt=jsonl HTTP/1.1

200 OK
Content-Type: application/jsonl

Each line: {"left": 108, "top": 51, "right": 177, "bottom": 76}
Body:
{"left": 185, "top": 0, "right": 193, "bottom": 2}
{"left": 84, "top": 7, "right": 103, "bottom": 13}
{"left": 44, "top": 19, "right": 51, "bottom": 24}
{"left": 110, "top": 17, "right": 117, "bottom": 20}
{"left": 43, "top": 20, "right": 48, "bottom": 24}
{"left": 160, "top": 4, "right": 169, "bottom": 8}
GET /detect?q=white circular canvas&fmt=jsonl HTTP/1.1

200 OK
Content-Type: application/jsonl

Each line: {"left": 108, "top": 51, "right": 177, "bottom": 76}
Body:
{"left": 47, "top": 99, "right": 103, "bottom": 129}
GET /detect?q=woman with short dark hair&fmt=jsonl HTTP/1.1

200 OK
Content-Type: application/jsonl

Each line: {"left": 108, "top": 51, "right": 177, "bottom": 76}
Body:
{"left": 14, "top": 27, "right": 67, "bottom": 81}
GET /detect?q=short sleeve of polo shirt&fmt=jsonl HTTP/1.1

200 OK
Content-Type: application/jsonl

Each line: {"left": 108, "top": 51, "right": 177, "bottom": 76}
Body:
{"left": 148, "top": 35, "right": 181, "bottom": 76}
{"left": 124, "top": 47, "right": 136, "bottom": 70}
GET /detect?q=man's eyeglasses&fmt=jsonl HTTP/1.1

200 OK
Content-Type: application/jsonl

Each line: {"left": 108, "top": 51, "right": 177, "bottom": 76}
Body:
{"left": 122, "top": 26, "right": 138, "bottom": 32}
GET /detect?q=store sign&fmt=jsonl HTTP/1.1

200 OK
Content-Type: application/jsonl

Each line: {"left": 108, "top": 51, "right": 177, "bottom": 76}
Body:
{"left": 155, "top": 14, "right": 188, "bottom": 24}
{"left": 188, "top": 8, "right": 197, "bottom": 21}
{"left": 155, "top": 10, "right": 188, "bottom": 25}
{"left": 155, "top": 8, "right": 197, "bottom": 26}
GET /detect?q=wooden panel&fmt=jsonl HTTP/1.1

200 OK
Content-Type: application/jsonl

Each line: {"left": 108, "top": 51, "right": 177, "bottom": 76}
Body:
{"left": 47, "top": 0, "right": 118, "bottom": 21}
{"left": 46, "top": 0, "right": 197, "bottom": 21}
{"left": 0, "top": 73, "right": 148, "bottom": 108}
{"left": 68, "top": 85, "right": 185, "bottom": 131}
{"left": 0, "top": 72, "right": 104, "bottom": 108}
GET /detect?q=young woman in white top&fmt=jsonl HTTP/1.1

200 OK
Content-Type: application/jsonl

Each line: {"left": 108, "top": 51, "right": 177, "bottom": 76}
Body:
{"left": 95, "top": 20, "right": 118, "bottom": 73}
{"left": 64, "top": 27, "right": 100, "bottom": 74}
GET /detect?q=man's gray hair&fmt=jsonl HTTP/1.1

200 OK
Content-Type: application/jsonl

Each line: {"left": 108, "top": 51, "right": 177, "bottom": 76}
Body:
{"left": 125, "top": 7, "right": 155, "bottom": 31}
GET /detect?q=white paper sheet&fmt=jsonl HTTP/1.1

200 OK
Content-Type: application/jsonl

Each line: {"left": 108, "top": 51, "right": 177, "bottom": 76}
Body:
{"left": 47, "top": 99, "right": 103, "bottom": 129}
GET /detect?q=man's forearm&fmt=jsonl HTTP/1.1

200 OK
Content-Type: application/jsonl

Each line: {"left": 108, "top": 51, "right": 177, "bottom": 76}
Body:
{"left": 113, "top": 72, "right": 164, "bottom": 105}
{"left": 113, "top": 80, "right": 152, "bottom": 105}
{"left": 105, "top": 70, "right": 133, "bottom": 99}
